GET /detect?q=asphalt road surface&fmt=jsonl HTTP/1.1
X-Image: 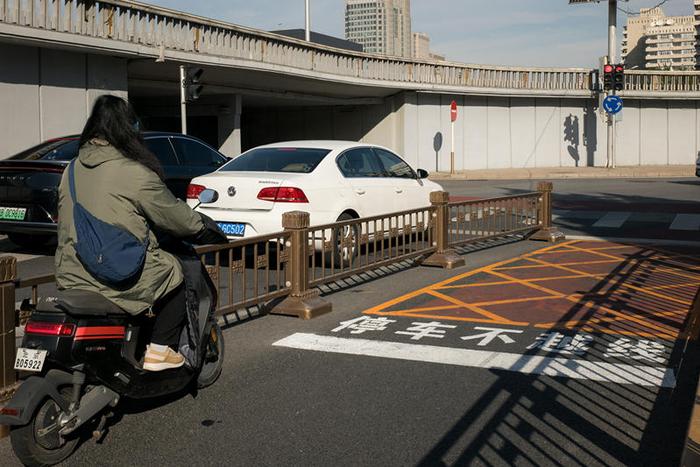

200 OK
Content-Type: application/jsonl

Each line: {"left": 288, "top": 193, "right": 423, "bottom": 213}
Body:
{"left": 0, "top": 177, "right": 699, "bottom": 466}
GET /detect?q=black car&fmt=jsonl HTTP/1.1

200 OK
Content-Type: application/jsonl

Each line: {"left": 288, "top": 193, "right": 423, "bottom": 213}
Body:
{"left": 0, "top": 132, "right": 228, "bottom": 247}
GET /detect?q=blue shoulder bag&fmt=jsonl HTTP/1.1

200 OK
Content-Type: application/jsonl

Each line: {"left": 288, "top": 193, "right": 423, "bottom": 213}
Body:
{"left": 68, "top": 161, "right": 149, "bottom": 286}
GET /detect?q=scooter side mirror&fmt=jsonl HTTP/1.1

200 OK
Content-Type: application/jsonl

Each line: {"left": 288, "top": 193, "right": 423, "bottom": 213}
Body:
{"left": 198, "top": 189, "right": 219, "bottom": 204}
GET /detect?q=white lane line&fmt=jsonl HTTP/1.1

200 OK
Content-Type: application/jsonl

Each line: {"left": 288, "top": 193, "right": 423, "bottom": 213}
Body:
{"left": 670, "top": 214, "right": 700, "bottom": 231}
{"left": 592, "top": 212, "right": 631, "bottom": 228}
{"left": 273, "top": 333, "right": 676, "bottom": 388}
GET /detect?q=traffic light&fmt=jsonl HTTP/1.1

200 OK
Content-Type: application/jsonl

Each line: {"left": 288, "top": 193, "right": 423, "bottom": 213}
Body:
{"left": 613, "top": 64, "right": 624, "bottom": 92}
{"left": 603, "top": 64, "right": 613, "bottom": 91}
{"left": 182, "top": 67, "right": 204, "bottom": 103}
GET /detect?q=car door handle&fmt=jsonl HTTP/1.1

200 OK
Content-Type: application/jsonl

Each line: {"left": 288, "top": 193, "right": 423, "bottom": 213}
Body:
{"left": 355, "top": 189, "right": 366, "bottom": 195}
{"left": 395, "top": 188, "right": 403, "bottom": 194}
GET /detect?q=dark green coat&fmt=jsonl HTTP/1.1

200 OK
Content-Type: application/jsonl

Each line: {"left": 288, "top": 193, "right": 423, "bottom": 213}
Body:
{"left": 55, "top": 140, "right": 203, "bottom": 314}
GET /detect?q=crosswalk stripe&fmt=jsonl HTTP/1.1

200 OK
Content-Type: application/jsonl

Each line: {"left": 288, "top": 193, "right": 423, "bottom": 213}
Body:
{"left": 592, "top": 212, "right": 632, "bottom": 228}
{"left": 670, "top": 214, "right": 700, "bottom": 231}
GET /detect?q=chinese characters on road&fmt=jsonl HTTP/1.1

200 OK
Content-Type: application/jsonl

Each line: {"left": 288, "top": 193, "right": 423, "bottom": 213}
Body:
{"left": 331, "top": 316, "right": 667, "bottom": 364}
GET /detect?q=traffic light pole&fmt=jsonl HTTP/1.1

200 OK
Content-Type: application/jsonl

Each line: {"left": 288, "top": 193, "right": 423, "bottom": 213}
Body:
{"left": 179, "top": 65, "right": 187, "bottom": 135}
{"left": 606, "top": 0, "right": 616, "bottom": 169}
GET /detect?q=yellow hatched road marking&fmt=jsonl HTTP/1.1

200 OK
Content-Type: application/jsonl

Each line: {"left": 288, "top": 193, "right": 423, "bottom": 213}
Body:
{"left": 486, "top": 269, "right": 678, "bottom": 339}
{"left": 495, "top": 258, "right": 621, "bottom": 271}
{"left": 362, "top": 240, "right": 576, "bottom": 315}
{"left": 526, "top": 256, "right": 694, "bottom": 307}
{"left": 425, "top": 290, "right": 528, "bottom": 325}
{"left": 362, "top": 239, "right": 695, "bottom": 340}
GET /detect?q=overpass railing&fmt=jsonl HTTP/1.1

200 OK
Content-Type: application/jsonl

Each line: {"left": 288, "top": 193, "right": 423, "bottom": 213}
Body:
{"left": 0, "top": 185, "right": 556, "bottom": 410}
{"left": 2, "top": 0, "right": 699, "bottom": 94}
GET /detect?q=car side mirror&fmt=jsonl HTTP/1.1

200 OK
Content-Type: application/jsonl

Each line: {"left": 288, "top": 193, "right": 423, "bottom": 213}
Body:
{"left": 417, "top": 169, "right": 429, "bottom": 179}
{"left": 198, "top": 189, "right": 219, "bottom": 204}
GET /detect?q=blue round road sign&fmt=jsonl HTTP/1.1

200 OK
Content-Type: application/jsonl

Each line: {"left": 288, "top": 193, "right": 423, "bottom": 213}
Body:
{"left": 603, "top": 95, "right": 623, "bottom": 115}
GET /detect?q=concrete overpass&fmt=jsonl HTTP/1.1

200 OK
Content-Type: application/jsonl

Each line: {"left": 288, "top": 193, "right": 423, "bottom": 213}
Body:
{"left": 1, "top": 0, "right": 700, "bottom": 170}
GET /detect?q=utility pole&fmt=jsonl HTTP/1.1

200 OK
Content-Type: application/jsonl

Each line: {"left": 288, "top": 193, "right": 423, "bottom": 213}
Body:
{"left": 607, "top": 0, "right": 617, "bottom": 168}
{"left": 305, "top": 0, "right": 311, "bottom": 41}
{"left": 179, "top": 65, "right": 187, "bottom": 135}
{"left": 570, "top": 0, "right": 627, "bottom": 169}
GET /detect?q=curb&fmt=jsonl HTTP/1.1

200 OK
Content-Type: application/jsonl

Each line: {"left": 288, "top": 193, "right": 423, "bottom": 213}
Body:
{"left": 429, "top": 166, "right": 695, "bottom": 181}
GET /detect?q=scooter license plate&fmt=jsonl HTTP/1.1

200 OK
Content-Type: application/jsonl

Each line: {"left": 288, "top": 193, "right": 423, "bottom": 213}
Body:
{"left": 14, "top": 348, "right": 47, "bottom": 372}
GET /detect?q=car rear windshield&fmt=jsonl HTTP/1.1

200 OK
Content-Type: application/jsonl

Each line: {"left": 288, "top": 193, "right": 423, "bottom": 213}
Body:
{"left": 220, "top": 147, "right": 330, "bottom": 173}
{"left": 10, "top": 139, "right": 80, "bottom": 161}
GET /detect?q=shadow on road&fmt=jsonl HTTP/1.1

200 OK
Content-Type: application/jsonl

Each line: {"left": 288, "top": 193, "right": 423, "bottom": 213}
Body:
{"left": 417, "top": 243, "right": 700, "bottom": 465}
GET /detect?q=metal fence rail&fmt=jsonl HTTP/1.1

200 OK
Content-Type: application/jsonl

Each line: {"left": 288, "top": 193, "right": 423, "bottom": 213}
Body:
{"left": 307, "top": 206, "right": 434, "bottom": 288}
{"left": 0, "top": 186, "right": 561, "bottom": 416}
{"left": 195, "top": 231, "right": 290, "bottom": 316}
{"left": 1, "top": 0, "right": 699, "bottom": 94}
{"left": 447, "top": 193, "right": 540, "bottom": 247}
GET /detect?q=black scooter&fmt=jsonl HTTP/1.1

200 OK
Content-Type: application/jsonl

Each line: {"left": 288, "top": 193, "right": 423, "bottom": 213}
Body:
{"left": 0, "top": 190, "right": 228, "bottom": 466}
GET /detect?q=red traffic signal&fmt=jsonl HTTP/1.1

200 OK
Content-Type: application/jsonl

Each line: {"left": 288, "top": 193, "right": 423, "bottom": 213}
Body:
{"left": 603, "top": 64, "right": 614, "bottom": 91}
{"left": 602, "top": 63, "right": 624, "bottom": 93}
{"left": 613, "top": 64, "right": 624, "bottom": 92}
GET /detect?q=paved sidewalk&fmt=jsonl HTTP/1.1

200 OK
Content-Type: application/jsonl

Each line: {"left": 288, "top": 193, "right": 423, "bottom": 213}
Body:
{"left": 429, "top": 165, "right": 695, "bottom": 180}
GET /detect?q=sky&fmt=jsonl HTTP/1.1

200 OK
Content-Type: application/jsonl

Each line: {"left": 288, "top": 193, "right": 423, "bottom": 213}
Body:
{"left": 147, "top": 0, "right": 693, "bottom": 68}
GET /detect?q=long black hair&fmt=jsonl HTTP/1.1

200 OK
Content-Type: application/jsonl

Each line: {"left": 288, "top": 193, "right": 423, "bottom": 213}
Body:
{"left": 80, "top": 95, "right": 164, "bottom": 179}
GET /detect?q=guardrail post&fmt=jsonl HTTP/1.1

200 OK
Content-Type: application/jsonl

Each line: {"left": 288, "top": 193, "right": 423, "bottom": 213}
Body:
{"left": 0, "top": 256, "right": 17, "bottom": 439}
{"left": 421, "top": 191, "right": 465, "bottom": 269}
{"left": 270, "top": 211, "right": 331, "bottom": 319}
{"left": 530, "top": 181, "right": 565, "bottom": 243}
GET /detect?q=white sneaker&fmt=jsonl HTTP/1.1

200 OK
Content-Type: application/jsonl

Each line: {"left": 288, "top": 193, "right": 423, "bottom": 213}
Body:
{"left": 143, "top": 345, "right": 186, "bottom": 371}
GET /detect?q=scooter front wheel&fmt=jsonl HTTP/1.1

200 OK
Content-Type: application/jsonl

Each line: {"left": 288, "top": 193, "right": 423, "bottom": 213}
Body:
{"left": 10, "top": 388, "right": 80, "bottom": 467}
{"left": 197, "top": 321, "right": 225, "bottom": 389}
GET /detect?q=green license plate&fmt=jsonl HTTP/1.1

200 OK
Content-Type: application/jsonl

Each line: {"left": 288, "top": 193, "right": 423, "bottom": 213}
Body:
{"left": 0, "top": 207, "right": 27, "bottom": 221}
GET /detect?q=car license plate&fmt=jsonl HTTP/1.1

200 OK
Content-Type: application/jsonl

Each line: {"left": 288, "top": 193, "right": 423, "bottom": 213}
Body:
{"left": 217, "top": 222, "right": 246, "bottom": 237}
{"left": 0, "top": 207, "right": 26, "bottom": 221}
{"left": 14, "top": 348, "right": 47, "bottom": 372}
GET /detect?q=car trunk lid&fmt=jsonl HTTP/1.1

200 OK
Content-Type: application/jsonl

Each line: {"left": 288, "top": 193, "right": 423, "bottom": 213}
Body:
{"left": 0, "top": 161, "right": 67, "bottom": 222}
{"left": 194, "top": 172, "right": 307, "bottom": 212}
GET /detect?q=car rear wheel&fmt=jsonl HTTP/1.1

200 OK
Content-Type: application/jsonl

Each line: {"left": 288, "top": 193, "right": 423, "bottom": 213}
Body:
{"left": 8, "top": 234, "right": 53, "bottom": 249}
{"left": 327, "top": 213, "right": 359, "bottom": 268}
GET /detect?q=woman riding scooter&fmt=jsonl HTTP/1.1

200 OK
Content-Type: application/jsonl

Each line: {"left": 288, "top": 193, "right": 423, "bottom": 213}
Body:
{"left": 55, "top": 94, "right": 213, "bottom": 371}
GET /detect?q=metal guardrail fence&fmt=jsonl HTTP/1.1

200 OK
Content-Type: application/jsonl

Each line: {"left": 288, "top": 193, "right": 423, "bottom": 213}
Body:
{"left": 1, "top": 0, "right": 699, "bottom": 94}
{"left": 0, "top": 184, "right": 560, "bottom": 412}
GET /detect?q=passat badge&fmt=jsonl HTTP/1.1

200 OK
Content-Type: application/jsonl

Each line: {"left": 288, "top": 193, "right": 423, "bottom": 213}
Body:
{"left": 227, "top": 186, "right": 237, "bottom": 197}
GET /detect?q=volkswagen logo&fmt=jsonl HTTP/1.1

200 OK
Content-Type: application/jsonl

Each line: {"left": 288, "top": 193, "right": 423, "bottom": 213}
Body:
{"left": 227, "top": 186, "right": 237, "bottom": 197}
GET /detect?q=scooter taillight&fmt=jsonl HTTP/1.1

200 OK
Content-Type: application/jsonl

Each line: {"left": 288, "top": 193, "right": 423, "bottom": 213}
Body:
{"left": 25, "top": 322, "right": 76, "bottom": 337}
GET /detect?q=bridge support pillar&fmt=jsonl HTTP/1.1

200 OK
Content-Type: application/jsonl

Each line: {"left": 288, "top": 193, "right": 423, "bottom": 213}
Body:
{"left": 217, "top": 94, "right": 242, "bottom": 157}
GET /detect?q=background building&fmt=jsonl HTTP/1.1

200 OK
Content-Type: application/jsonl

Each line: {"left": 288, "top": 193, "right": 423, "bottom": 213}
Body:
{"left": 273, "top": 29, "right": 363, "bottom": 52}
{"left": 622, "top": 7, "right": 696, "bottom": 70}
{"left": 695, "top": 0, "right": 700, "bottom": 69}
{"left": 345, "top": 0, "right": 412, "bottom": 57}
{"left": 412, "top": 32, "right": 445, "bottom": 61}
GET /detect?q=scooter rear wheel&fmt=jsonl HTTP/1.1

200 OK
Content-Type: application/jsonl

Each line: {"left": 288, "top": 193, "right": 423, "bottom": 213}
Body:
{"left": 197, "top": 321, "right": 225, "bottom": 389}
{"left": 10, "top": 388, "right": 80, "bottom": 467}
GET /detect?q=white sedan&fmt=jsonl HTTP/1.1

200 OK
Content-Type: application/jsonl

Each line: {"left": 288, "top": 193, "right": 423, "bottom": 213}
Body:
{"left": 186, "top": 141, "right": 443, "bottom": 238}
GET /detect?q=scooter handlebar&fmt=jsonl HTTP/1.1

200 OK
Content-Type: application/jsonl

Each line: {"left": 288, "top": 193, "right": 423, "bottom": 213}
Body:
{"left": 194, "top": 212, "right": 229, "bottom": 245}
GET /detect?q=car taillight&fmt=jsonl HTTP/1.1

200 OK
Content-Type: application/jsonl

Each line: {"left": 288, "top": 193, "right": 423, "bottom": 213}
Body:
{"left": 257, "top": 187, "right": 308, "bottom": 203}
{"left": 187, "top": 184, "right": 206, "bottom": 200}
{"left": 25, "top": 322, "right": 75, "bottom": 336}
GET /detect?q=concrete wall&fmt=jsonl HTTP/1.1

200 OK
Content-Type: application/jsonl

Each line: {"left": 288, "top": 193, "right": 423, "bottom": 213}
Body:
{"left": 0, "top": 43, "right": 127, "bottom": 157}
{"left": 399, "top": 92, "right": 700, "bottom": 171}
